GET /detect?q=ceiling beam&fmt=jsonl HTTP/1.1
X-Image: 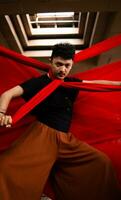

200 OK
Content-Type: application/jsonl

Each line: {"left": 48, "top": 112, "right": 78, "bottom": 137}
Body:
{"left": 0, "top": 0, "right": 121, "bottom": 14}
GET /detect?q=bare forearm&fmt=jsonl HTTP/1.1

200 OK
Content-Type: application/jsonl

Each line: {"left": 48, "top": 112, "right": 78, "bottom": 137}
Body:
{"left": 0, "top": 92, "right": 12, "bottom": 113}
{"left": 83, "top": 80, "right": 121, "bottom": 86}
{"left": 0, "top": 85, "right": 24, "bottom": 127}
{"left": 0, "top": 85, "right": 24, "bottom": 113}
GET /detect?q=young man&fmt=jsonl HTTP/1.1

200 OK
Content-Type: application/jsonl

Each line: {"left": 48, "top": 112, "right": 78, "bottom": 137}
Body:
{"left": 0, "top": 43, "right": 121, "bottom": 200}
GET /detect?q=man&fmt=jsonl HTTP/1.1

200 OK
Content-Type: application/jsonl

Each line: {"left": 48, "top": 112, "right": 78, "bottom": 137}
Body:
{"left": 0, "top": 43, "right": 121, "bottom": 200}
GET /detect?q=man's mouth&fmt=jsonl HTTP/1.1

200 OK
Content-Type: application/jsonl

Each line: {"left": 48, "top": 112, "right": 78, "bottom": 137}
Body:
{"left": 58, "top": 73, "right": 65, "bottom": 77}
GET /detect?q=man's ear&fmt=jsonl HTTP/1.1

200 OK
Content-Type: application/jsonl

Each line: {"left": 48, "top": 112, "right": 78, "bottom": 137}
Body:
{"left": 49, "top": 57, "right": 52, "bottom": 62}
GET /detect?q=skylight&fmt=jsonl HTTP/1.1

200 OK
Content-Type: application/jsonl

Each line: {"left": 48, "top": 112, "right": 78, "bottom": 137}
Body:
{"left": 36, "top": 12, "right": 74, "bottom": 18}
{"left": 27, "top": 12, "right": 80, "bottom": 34}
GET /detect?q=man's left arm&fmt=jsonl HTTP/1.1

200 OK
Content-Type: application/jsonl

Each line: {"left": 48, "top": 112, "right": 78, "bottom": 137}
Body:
{"left": 82, "top": 80, "right": 121, "bottom": 86}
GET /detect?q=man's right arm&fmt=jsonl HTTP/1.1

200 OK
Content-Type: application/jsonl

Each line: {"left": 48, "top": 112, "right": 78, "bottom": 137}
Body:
{"left": 0, "top": 85, "right": 24, "bottom": 127}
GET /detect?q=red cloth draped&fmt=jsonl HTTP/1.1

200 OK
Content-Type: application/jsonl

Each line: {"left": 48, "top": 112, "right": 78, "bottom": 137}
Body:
{"left": 0, "top": 34, "right": 121, "bottom": 187}
{"left": 69, "top": 60, "right": 121, "bottom": 144}
{"left": 74, "top": 34, "right": 121, "bottom": 62}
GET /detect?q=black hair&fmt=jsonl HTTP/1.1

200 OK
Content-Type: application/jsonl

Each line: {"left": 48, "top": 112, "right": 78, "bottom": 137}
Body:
{"left": 51, "top": 43, "right": 75, "bottom": 60}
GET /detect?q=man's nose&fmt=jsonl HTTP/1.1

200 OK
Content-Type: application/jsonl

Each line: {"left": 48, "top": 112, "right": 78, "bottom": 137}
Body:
{"left": 60, "top": 65, "right": 66, "bottom": 72}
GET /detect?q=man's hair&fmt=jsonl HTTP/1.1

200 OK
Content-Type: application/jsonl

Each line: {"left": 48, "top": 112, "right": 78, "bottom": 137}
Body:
{"left": 51, "top": 43, "right": 75, "bottom": 60}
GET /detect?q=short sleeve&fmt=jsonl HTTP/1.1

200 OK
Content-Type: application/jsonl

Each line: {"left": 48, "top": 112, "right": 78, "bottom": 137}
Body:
{"left": 20, "top": 77, "right": 43, "bottom": 101}
{"left": 64, "top": 77, "right": 82, "bottom": 82}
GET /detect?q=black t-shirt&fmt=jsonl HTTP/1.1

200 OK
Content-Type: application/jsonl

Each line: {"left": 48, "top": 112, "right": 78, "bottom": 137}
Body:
{"left": 20, "top": 74, "right": 81, "bottom": 133}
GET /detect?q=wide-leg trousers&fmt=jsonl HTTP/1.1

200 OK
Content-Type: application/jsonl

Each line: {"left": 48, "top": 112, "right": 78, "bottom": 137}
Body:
{"left": 0, "top": 121, "right": 120, "bottom": 200}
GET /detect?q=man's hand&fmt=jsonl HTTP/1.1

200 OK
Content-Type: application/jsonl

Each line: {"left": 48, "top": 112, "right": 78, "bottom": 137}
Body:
{"left": 0, "top": 113, "right": 12, "bottom": 127}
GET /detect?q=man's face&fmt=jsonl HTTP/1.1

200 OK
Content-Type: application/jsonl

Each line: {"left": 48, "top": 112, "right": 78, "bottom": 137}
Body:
{"left": 50, "top": 56, "right": 73, "bottom": 80}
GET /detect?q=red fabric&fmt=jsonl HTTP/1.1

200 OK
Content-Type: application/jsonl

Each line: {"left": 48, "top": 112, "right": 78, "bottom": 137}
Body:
{"left": 74, "top": 34, "right": 121, "bottom": 62}
{"left": 0, "top": 51, "right": 39, "bottom": 151}
{"left": 70, "top": 60, "right": 121, "bottom": 144}
{"left": 0, "top": 34, "right": 121, "bottom": 190}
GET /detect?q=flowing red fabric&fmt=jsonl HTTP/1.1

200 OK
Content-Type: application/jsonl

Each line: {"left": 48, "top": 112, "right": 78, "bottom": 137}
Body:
{"left": 0, "top": 34, "right": 121, "bottom": 187}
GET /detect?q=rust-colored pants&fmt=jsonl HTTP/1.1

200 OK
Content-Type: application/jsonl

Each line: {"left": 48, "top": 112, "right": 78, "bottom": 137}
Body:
{"left": 0, "top": 121, "right": 120, "bottom": 200}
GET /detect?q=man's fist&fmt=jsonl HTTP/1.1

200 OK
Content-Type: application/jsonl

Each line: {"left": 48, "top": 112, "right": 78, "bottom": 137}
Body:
{"left": 0, "top": 113, "right": 12, "bottom": 127}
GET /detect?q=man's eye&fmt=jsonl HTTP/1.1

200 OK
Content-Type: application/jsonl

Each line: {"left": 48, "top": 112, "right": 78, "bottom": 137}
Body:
{"left": 56, "top": 63, "right": 62, "bottom": 67}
